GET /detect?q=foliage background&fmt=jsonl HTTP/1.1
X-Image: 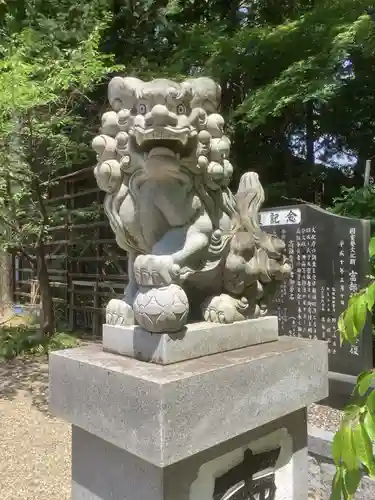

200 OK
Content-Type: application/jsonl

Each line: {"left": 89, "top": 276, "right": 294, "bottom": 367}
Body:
{"left": 2, "top": 0, "right": 375, "bottom": 210}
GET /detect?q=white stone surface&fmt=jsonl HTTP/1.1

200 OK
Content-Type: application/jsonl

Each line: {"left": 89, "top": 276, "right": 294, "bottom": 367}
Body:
{"left": 102, "top": 316, "right": 278, "bottom": 364}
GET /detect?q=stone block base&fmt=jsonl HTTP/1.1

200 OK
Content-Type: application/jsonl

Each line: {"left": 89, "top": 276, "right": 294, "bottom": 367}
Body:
{"left": 102, "top": 316, "right": 278, "bottom": 364}
{"left": 50, "top": 336, "right": 328, "bottom": 500}
{"left": 72, "top": 410, "right": 308, "bottom": 500}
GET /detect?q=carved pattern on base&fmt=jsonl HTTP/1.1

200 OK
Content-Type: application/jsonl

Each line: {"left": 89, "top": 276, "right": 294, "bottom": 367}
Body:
{"left": 214, "top": 447, "right": 280, "bottom": 500}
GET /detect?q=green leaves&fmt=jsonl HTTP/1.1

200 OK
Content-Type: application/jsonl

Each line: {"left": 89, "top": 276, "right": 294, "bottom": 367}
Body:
{"left": 331, "top": 465, "right": 361, "bottom": 500}
{"left": 331, "top": 469, "right": 343, "bottom": 500}
{"left": 333, "top": 418, "right": 370, "bottom": 472}
{"left": 332, "top": 366, "right": 375, "bottom": 498}
{"left": 0, "top": 324, "right": 81, "bottom": 360}
{"left": 364, "top": 412, "right": 375, "bottom": 441}
{"left": 0, "top": 12, "right": 118, "bottom": 251}
{"left": 365, "top": 283, "right": 375, "bottom": 312}
{"left": 355, "top": 370, "right": 375, "bottom": 396}
{"left": 352, "top": 420, "right": 373, "bottom": 469}
{"left": 367, "top": 391, "right": 375, "bottom": 413}
{"left": 332, "top": 429, "right": 343, "bottom": 466}
{"left": 0, "top": 19, "right": 117, "bottom": 119}
{"left": 338, "top": 283, "right": 374, "bottom": 346}
{"left": 330, "top": 187, "right": 375, "bottom": 219}
{"left": 353, "top": 294, "right": 368, "bottom": 335}
{"left": 235, "top": 0, "right": 374, "bottom": 128}
{"left": 369, "top": 237, "right": 375, "bottom": 259}
{"left": 344, "top": 467, "right": 361, "bottom": 496}
{"left": 341, "top": 423, "right": 358, "bottom": 470}
{"left": 331, "top": 412, "right": 375, "bottom": 499}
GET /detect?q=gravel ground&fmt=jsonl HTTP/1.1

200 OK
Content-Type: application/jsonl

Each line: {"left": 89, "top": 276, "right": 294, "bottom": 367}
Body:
{"left": 308, "top": 403, "right": 343, "bottom": 432}
{"left": 0, "top": 356, "right": 71, "bottom": 500}
{"left": 0, "top": 354, "right": 346, "bottom": 500}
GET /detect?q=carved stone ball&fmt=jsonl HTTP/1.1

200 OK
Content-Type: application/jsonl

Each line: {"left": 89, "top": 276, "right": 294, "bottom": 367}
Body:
{"left": 133, "top": 284, "right": 189, "bottom": 333}
{"left": 115, "top": 131, "right": 129, "bottom": 153}
{"left": 198, "top": 130, "right": 211, "bottom": 144}
{"left": 197, "top": 155, "right": 209, "bottom": 169}
{"left": 207, "top": 161, "right": 224, "bottom": 180}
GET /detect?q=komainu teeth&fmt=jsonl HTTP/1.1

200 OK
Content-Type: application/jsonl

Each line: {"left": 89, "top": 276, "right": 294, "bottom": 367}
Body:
{"left": 136, "top": 126, "right": 190, "bottom": 146}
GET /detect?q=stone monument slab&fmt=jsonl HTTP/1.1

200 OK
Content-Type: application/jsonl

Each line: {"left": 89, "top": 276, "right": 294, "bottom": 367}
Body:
{"left": 260, "top": 204, "right": 373, "bottom": 377}
{"left": 102, "top": 316, "right": 278, "bottom": 364}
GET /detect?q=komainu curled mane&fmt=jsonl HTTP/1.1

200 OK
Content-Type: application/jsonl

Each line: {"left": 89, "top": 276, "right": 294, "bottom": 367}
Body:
{"left": 93, "top": 75, "right": 291, "bottom": 333}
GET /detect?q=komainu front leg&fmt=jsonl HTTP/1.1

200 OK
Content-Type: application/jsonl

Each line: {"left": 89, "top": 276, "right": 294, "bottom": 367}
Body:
{"left": 106, "top": 253, "right": 138, "bottom": 326}
{"left": 202, "top": 294, "right": 260, "bottom": 324}
{"left": 133, "top": 254, "right": 181, "bottom": 287}
{"left": 106, "top": 297, "right": 134, "bottom": 326}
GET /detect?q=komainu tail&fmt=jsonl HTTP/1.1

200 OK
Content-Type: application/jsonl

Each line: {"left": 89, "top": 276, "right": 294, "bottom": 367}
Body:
{"left": 235, "top": 172, "right": 265, "bottom": 235}
{"left": 235, "top": 172, "right": 291, "bottom": 281}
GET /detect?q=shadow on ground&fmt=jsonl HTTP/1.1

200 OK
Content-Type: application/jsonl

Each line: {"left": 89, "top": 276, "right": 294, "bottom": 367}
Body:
{"left": 0, "top": 356, "right": 50, "bottom": 414}
{"left": 0, "top": 322, "right": 100, "bottom": 414}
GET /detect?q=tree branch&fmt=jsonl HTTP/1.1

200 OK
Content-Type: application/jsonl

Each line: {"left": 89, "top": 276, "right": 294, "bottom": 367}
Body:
{"left": 19, "top": 248, "right": 37, "bottom": 266}
{"left": 26, "top": 111, "right": 49, "bottom": 245}
{"left": 281, "top": 195, "right": 317, "bottom": 205}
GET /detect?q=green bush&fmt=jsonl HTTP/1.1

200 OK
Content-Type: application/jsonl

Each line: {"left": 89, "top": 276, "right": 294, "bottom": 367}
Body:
{"left": 330, "top": 186, "right": 375, "bottom": 227}
{"left": 0, "top": 324, "right": 81, "bottom": 360}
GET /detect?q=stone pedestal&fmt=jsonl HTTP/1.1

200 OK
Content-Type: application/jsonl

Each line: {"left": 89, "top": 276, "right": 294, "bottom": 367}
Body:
{"left": 49, "top": 334, "right": 328, "bottom": 500}
{"left": 102, "top": 316, "right": 278, "bottom": 364}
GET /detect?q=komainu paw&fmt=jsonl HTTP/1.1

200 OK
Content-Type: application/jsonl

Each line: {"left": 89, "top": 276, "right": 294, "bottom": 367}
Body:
{"left": 106, "top": 299, "right": 134, "bottom": 326}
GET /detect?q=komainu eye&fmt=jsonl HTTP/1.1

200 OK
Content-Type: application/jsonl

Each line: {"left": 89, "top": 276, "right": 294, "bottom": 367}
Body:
{"left": 138, "top": 103, "right": 147, "bottom": 115}
{"left": 176, "top": 103, "right": 186, "bottom": 115}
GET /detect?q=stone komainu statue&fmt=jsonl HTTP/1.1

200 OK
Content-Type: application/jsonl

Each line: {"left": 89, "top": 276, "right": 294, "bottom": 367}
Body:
{"left": 92, "top": 76, "right": 291, "bottom": 333}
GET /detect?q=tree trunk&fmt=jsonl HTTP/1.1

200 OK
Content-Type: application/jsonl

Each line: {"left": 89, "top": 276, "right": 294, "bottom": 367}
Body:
{"left": 306, "top": 100, "right": 315, "bottom": 167}
{"left": 364, "top": 159, "right": 371, "bottom": 186}
{"left": 35, "top": 241, "right": 55, "bottom": 337}
{"left": 0, "top": 251, "right": 12, "bottom": 316}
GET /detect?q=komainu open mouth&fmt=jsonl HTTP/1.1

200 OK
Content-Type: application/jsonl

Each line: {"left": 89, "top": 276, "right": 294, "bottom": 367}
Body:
{"left": 135, "top": 126, "right": 190, "bottom": 146}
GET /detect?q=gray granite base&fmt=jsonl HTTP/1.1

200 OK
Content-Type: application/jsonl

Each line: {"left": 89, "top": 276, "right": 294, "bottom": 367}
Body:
{"left": 102, "top": 315, "right": 278, "bottom": 364}
{"left": 50, "top": 337, "right": 328, "bottom": 466}
{"left": 72, "top": 410, "right": 308, "bottom": 500}
{"left": 50, "top": 336, "right": 328, "bottom": 499}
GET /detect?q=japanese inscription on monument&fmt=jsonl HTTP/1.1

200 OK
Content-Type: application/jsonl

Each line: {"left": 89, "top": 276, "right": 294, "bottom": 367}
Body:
{"left": 260, "top": 204, "right": 372, "bottom": 376}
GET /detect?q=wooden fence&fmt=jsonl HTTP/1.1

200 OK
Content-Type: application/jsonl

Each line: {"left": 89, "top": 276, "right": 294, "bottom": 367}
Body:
{"left": 14, "top": 167, "right": 128, "bottom": 335}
